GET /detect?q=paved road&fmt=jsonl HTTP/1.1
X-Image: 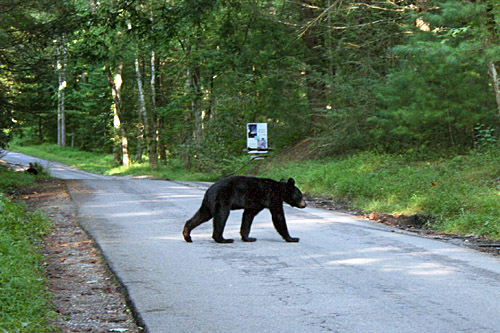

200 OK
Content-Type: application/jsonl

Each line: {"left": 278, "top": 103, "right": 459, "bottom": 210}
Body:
{"left": 3, "top": 151, "right": 500, "bottom": 332}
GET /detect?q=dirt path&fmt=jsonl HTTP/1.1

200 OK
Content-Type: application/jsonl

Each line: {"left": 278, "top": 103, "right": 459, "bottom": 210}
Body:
{"left": 20, "top": 179, "right": 141, "bottom": 332}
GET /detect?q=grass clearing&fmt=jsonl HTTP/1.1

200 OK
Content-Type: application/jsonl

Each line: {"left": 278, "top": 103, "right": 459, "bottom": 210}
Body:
{"left": 0, "top": 166, "right": 56, "bottom": 331}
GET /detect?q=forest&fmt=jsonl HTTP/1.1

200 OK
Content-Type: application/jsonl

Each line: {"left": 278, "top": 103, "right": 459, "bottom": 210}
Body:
{"left": 3, "top": 2, "right": 500, "bottom": 330}
{"left": 1, "top": 0, "right": 500, "bottom": 171}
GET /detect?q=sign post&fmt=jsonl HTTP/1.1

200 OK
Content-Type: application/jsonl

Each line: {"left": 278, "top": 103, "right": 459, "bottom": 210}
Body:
{"left": 247, "top": 123, "right": 268, "bottom": 159}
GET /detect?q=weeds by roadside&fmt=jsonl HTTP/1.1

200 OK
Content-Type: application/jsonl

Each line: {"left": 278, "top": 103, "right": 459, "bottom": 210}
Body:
{"left": 11, "top": 143, "right": 219, "bottom": 181}
{"left": 10, "top": 144, "right": 115, "bottom": 175}
{"left": 0, "top": 166, "right": 56, "bottom": 331}
{"left": 258, "top": 150, "right": 500, "bottom": 240}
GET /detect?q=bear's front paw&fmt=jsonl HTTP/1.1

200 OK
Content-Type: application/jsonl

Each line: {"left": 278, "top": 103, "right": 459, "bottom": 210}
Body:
{"left": 285, "top": 237, "right": 300, "bottom": 243}
{"left": 242, "top": 237, "right": 257, "bottom": 242}
{"left": 214, "top": 237, "right": 234, "bottom": 244}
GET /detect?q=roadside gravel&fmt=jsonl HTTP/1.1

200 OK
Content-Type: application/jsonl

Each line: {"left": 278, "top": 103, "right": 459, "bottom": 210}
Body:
{"left": 19, "top": 179, "right": 141, "bottom": 332}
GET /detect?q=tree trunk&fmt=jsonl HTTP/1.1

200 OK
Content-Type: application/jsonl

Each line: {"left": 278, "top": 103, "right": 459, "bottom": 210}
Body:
{"left": 89, "top": 0, "right": 96, "bottom": 14}
{"left": 134, "top": 55, "right": 147, "bottom": 161}
{"left": 191, "top": 63, "right": 203, "bottom": 141}
{"left": 185, "top": 25, "right": 203, "bottom": 143}
{"left": 148, "top": 1, "right": 159, "bottom": 170}
{"left": 136, "top": 99, "right": 144, "bottom": 161}
{"left": 149, "top": 49, "right": 159, "bottom": 169}
{"left": 106, "top": 64, "right": 129, "bottom": 167}
{"left": 488, "top": 61, "right": 500, "bottom": 119}
{"left": 57, "top": 39, "right": 67, "bottom": 147}
{"left": 157, "top": 117, "right": 167, "bottom": 165}
{"left": 298, "top": 1, "right": 328, "bottom": 132}
{"left": 484, "top": 1, "right": 500, "bottom": 120}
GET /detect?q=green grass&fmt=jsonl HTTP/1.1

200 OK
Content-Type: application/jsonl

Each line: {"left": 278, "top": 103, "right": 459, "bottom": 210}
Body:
{"left": 10, "top": 144, "right": 500, "bottom": 239}
{"left": 11, "top": 143, "right": 219, "bottom": 181}
{"left": 0, "top": 166, "right": 56, "bottom": 331}
{"left": 11, "top": 143, "right": 115, "bottom": 175}
{"left": 107, "top": 159, "right": 218, "bottom": 181}
{"left": 0, "top": 165, "right": 37, "bottom": 192}
{"left": 258, "top": 150, "right": 500, "bottom": 239}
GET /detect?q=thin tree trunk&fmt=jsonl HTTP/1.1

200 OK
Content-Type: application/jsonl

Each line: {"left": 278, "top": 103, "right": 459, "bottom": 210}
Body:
{"left": 149, "top": 49, "right": 159, "bottom": 169}
{"left": 488, "top": 61, "right": 500, "bottom": 119}
{"left": 136, "top": 98, "right": 144, "bottom": 161}
{"left": 57, "top": 39, "right": 67, "bottom": 147}
{"left": 484, "top": 0, "right": 500, "bottom": 122}
{"left": 157, "top": 116, "right": 167, "bottom": 165}
{"left": 106, "top": 64, "right": 129, "bottom": 167}
{"left": 148, "top": 1, "right": 159, "bottom": 169}
{"left": 183, "top": 67, "right": 193, "bottom": 144}
{"left": 134, "top": 55, "right": 147, "bottom": 161}
{"left": 89, "top": 0, "right": 96, "bottom": 14}
{"left": 298, "top": 1, "right": 328, "bottom": 132}
{"left": 191, "top": 63, "right": 203, "bottom": 141}
{"left": 186, "top": 24, "right": 203, "bottom": 142}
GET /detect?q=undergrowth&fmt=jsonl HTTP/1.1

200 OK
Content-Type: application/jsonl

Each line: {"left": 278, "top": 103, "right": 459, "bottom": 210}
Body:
{"left": 0, "top": 166, "right": 55, "bottom": 331}
{"left": 258, "top": 150, "right": 500, "bottom": 239}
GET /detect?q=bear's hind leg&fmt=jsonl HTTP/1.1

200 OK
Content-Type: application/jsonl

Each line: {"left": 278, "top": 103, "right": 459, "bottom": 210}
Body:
{"left": 183, "top": 205, "right": 212, "bottom": 242}
{"left": 212, "top": 204, "right": 233, "bottom": 243}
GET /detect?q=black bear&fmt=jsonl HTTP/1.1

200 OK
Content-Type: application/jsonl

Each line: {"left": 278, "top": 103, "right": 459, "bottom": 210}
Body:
{"left": 25, "top": 162, "right": 38, "bottom": 175}
{"left": 183, "top": 176, "right": 307, "bottom": 243}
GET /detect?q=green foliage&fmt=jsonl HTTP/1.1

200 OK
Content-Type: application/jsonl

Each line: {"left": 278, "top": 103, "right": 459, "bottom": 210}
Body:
{"left": 474, "top": 124, "right": 498, "bottom": 150}
{"left": 370, "top": 60, "right": 494, "bottom": 151}
{"left": 63, "top": 67, "right": 114, "bottom": 151}
{"left": 0, "top": 199, "right": 55, "bottom": 331}
{"left": 0, "top": 168, "right": 56, "bottom": 331}
{"left": 369, "top": 1, "right": 499, "bottom": 152}
{"left": 3, "top": 0, "right": 500, "bottom": 169}
{"left": 258, "top": 150, "right": 500, "bottom": 239}
{"left": 368, "top": 1, "right": 498, "bottom": 151}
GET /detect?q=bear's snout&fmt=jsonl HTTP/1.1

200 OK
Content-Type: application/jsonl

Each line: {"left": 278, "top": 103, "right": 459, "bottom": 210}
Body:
{"left": 297, "top": 199, "right": 307, "bottom": 208}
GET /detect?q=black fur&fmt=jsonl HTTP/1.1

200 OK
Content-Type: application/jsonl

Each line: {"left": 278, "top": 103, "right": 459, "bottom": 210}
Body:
{"left": 183, "top": 176, "right": 307, "bottom": 243}
{"left": 26, "top": 167, "right": 38, "bottom": 175}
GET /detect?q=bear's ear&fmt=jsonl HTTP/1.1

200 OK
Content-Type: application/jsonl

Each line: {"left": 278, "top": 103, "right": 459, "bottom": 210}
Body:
{"left": 287, "top": 178, "right": 295, "bottom": 187}
{"left": 280, "top": 179, "right": 286, "bottom": 183}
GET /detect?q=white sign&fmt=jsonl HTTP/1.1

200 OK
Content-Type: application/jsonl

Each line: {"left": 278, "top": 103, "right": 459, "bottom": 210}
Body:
{"left": 247, "top": 123, "right": 267, "bottom": 153}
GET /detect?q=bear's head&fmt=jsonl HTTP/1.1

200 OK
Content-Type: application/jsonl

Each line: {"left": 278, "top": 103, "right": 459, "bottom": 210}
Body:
{"left": 280, "top": 178, "right": 307, "bottom": 209}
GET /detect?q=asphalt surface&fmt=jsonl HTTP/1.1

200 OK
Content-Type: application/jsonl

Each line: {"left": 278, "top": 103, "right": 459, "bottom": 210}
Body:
{"left": 3, "top": 150, "right": 500, "bottom": 332}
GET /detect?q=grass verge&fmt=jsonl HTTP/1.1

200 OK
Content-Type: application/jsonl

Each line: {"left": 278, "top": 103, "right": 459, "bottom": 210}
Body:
{"left": 0, "top": 166, "right": 55, "bottom": 331}
{"left": 10, "top": 143, "right": 115, "bottom": 175}
{"left": 10, "top": 144, "right": 219, "bottom": 181}
{"left": 258, "top": 150, "right": 500, "bottom": 239}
